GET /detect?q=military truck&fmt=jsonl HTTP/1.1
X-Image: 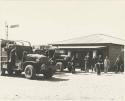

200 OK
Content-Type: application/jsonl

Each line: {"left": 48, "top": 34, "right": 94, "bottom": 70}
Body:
{"left": 46, "top": 49, "right": 73, "bottom": 72}
{"left": 0, "top": 39, "right": 56, "bottom": 79}
{"left": 33, "top": 48, "right": 73, "bottom": 72}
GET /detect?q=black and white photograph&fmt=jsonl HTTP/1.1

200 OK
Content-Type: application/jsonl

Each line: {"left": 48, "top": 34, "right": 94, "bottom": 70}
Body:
{"left": 0, "top": 0, "right": 124, "bottom": 101}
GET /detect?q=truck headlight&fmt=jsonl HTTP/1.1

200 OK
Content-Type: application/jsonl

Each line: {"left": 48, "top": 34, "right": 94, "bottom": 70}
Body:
{"left": 36, "top": 58, "right": 40, "bottom": 62}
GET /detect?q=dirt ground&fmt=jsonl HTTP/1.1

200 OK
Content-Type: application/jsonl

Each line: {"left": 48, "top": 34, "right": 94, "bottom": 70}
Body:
{"left": 0, "top": 69, "right": 124, "bottom": 101}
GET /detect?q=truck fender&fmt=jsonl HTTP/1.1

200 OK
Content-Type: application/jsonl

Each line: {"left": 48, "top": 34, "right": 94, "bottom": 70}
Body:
{"left": 22, "top": 61, "right": 37, "bottom": 71}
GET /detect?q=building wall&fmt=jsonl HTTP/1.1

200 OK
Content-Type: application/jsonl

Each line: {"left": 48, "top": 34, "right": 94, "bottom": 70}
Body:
{"left": 108, "top": 45, "right": 124, "bottom": 70}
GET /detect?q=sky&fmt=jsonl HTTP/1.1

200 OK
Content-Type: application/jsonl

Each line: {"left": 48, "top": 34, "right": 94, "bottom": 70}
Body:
{"left": 0, "top": 0, "right": 125, "bottom": 45}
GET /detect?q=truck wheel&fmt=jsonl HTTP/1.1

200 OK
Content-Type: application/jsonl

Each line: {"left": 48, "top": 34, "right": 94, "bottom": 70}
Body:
{"left": 24, "top": 65, "right": 36, "bottom": 79}
{"left": 8, "top": 69, "right": 13, "bottom": 75}
{"left": 43, "top": 68, "right": 53, "bottom": 79}
{"left": 0, "top": 68, "right": 5, "bottom": 76}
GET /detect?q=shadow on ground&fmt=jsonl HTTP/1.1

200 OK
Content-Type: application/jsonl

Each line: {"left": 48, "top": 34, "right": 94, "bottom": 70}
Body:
{"left": 1, "top": 74, "right": 69, "bottom": 82}
{"left": 35, "top": 76, "right": 69, "bottom": 82}
{"left": 55, "top": 71, "right": 70, "bottom": 77}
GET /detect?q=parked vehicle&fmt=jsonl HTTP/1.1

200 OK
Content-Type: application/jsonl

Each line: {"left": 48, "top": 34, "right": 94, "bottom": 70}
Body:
{"left": 47, "top": 49, "right": 72, "bottom": 72}
{"left": 0, "top": 39, "right": 56, "bottom": 79}
{"left": 33, "top": 48, "right": 73, "bottom": 72}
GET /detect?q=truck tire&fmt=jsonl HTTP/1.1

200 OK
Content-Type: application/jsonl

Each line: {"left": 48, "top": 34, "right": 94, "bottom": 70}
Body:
{"left": 43, "top": 68, "right": 53, "bottom": 79}
{"left": 24, "top": 65, "right": 36, "bottom": 79}
{"left": 0, "top": 68, "right": 5, "bottom": 76}
{"left": 8, "top": 69, "right": 13, "bottom": 75}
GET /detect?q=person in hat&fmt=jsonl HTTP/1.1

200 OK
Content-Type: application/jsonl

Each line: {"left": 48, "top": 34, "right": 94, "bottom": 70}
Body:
{"left": 84, "top": 52, "right": 91, "bottom": 72}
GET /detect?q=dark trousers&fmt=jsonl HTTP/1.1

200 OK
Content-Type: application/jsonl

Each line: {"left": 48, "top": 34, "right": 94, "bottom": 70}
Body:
{"left": 96, "top": 63, "right": 102, "bottom": 75}
{"left": 115, "top": 64, "right": 121, "bottom": 73}
{"left": 85, "top": 62, "right": 90, "bottom": 72}
{"left": 91, "top": 64, "right": 96, "bottom": 72}
{"left": 71, "top": 62, "right": 75, "bottom": 73}
{"left": 72, "top": 66, "right": 75, "bottom": 73}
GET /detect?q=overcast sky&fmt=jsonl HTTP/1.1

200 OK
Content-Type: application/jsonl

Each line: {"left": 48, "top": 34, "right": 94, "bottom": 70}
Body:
{"left": 0, "top": 0, "right": 125, "bottom": 45}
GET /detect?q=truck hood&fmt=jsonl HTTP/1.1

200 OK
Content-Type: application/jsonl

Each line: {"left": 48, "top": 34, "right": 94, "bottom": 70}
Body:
{"left": 27, "top": 54, "right": 46, "bottom": 59}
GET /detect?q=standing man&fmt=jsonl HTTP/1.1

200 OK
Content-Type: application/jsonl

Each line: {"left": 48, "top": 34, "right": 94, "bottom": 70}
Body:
{"left": 96, "top": 55, "right": 103, "bottom": 75}
{"left": 7, "top": 44, "right": 17, "bottom": 75}
{"left": 115, "top": 55, "right": 121, "bottom": 73}
{"left": 91, "top": 55, "right": 97, "bottom": 72}
{"left": 84, "top": 52, "right": 91, "bottom": 72}
{"left": 8, "top": 45, "right": 16, "bottom": 67}
{"left": 104, "top": 56, "right": 110, "bottom": 73}
{"left": 71, "top": 55, "right": 75, "bottom": 73}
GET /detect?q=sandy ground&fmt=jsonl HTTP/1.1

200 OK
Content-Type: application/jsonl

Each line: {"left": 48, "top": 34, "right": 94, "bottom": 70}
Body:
{"left": 0, "top": 69, "right": 124, "bottom": 101}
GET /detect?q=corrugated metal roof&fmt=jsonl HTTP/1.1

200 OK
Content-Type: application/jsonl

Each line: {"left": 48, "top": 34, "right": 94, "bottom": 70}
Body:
{"left": 51, "top": 34, "right": 125, "bottom": 45}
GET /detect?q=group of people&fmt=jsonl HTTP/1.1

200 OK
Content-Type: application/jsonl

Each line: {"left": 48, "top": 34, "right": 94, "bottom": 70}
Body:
{"left": 83, "top": 53, "right": 123, "bottom": 75}
{"left": 84, "top": 53, "right": 103, "bottom": 75}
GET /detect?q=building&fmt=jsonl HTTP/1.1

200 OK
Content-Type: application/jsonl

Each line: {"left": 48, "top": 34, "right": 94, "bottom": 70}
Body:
{"left": 51, "top": 34, "right": 125, "bottom": 71}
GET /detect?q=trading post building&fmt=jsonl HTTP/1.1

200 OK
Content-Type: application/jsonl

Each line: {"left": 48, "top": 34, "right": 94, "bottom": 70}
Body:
{"left": 51, "top": 34, "right": 125, "bottom": 72}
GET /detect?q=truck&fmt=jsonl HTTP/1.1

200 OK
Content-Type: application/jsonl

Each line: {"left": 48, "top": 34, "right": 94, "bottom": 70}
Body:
{"left": 33, "top": 48, "right": 73, "bottom": 72}
{"left": 0, "top": 39, "right": 56, "bottom": 79}
{"left": 41, "top": 48, "right": 73, "bottom": 72}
